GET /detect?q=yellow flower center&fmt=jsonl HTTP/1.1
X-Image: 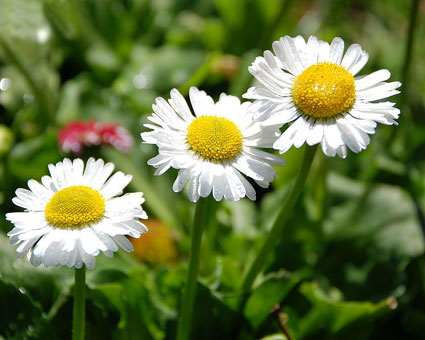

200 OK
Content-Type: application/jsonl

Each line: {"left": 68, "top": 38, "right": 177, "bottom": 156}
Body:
{"left": 292, "top": 62, "right": 356, "bottom": 118}
{"left": 45, "top": 185, "right": 105, "bottom": 229}
{"left": 187, "top": 116, "right": 243, "bottom": 162}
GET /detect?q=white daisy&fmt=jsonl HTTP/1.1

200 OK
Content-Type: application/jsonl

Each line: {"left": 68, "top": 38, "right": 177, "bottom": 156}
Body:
{"left": 141, "top": 87, "right": 285, "bottom": 202}
{"left": 243, "top": 35, "right": 402, "bottom": 158}
{"left": 6, "top": 158, "right": 148, "bottom": 270}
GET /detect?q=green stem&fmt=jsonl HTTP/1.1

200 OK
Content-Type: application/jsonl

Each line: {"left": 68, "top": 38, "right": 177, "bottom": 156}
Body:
{"left": 240, "top": 145, "right": 317, "bottom": 294}
{"left": 73, "top": 266, "right": 86, "bottom": 340}
{"left": 400, "top": 0, "right": 420, "bottom": 108}
{"left": 391, "top": 0, "right": 420, "bottom": 152}
{"left": 176, "top": 198, "right": 208, "bottom": 340}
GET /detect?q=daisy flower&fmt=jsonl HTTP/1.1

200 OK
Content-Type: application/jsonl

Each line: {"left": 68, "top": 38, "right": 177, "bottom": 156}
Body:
{"left": 6, "top": 158, "right": 148, "bottom": 270}
{"left": 243, "top": 35, "right": 401, "bottom": 158}
{"left": 141, "top": 87, "right": 285, "bottom": 202}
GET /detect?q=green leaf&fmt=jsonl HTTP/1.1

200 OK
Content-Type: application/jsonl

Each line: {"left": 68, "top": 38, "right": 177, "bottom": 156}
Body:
{"left": 93, "top": 267, "right": 171, "bottom": 340}
{"left": 324, "top": 184, "right": 424, "bottom": 258}
{"left": 8, "top": 128, "right": 61, "bottom": 181}
{"left": 191, "top": 282, "right": 240, "bottom": 340}
{"left": 244, "top": 270, "right": 299, "bottom": 330}
{"left": 260, "top": 335, "right": 287, "bottom": 340}
{"left": 0, "top": 231, "right": 73, "bottom": 325}
{"left": 297, "top": 281, "right": 396, "bottom": 340}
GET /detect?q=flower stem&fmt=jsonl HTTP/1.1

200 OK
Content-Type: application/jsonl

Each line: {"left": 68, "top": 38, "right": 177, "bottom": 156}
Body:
{"left": 400, "top": 0, "right": 420, "bottom": 108}
{"left": 176, "top": 198, "right": 208, "bottom": 340}
{"left": 73, "top": 266, "right": 86, "bottom": 340}
{"left": 240, "top": 145, "right": 317, "bottom": 294}
{"left": 391, "top": 0, "right": 420, "bottom": 151}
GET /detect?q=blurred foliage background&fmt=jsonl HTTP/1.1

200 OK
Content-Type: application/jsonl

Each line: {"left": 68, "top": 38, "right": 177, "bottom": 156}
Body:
{"left": 1, "top": 0, "right": 425, "bottom": 339}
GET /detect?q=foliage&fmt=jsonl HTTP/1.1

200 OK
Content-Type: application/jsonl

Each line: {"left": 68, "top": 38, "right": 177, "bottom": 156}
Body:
{"left": 1, "top": 0, "right": 425, "bottom": 339}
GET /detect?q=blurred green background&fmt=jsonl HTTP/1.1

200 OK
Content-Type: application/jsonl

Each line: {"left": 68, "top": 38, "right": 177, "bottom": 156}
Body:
{"left": 1, "top": 0, "right": 425, "bottom": 339}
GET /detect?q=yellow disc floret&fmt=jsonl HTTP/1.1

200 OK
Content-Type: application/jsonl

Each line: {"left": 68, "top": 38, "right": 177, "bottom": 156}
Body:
{"left": 292, "top": 62, "right": 356, "bottom": 118}
{"left": 45, "top": 185, "right": 105, "bottom": 229}
{"left": 187, "top": 116, "right": 243, "bottom": 162}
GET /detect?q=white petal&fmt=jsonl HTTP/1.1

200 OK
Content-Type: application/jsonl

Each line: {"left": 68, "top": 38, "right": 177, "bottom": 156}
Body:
{"left": 41, "top": 175, "right": 57, "bottom": 192}
{"left": 263, "top": 51, "right": 294, "bottom": 85}
{"left": 48, "top": 162, "right": 66, "bottom": 190}
{"left": 169, "top": 88, "right": 194, "bottom": 122}
{"left": 82, "top": 251, "right": 96, "bottom": 270}
{"left": 336, "top": 117, "right": 370, "bottom": 153}
{"left": 105, "top": 192, "right": 145, "bottom": 212}
{"left": 272, "top": 36, "right": 304, "bottom": 75}
{"left": 355, "top": 69, "right": 391, "bottom": 90}
{"left": 198, "top": 168, "right": 214, "bottom": 198}
{"left": 62, "top": 158, "right": 74, "bottom": 186}
{"left": 318, "top": 40, "right": 330, "bottom": 62}
{"left": 234, "top": 170, "right": 256, "bottom": 201}
{"left": 83, "top": 158, "right": 105, "bottom": 185}
{"left": 113, "top": 235, "right": 134, "bottom": 252}
{"left": 154, "top": 97, "right": 187, "bottom": 130}
{"left": 72, "top": 159, "right": 84, "bottom": 183}
{"left": 124, "top": 220, "right": 148, "bottom": 235}
{"left": 336, "top": 145, "right": 348, "bottom": 158}
{"left": 291, "top": 118, "right": 310, "bottom": 148}
{"left": 345, "top": 114, "right": 377, "bottom": 133}
{"left": 74, "top": 241, "right": 84, "bottom": 269}
{"left": 248, "top": 59, "right": 291, "bottom": 96}
{"left": 13, "top": 189, "right": 45, "bottom": 211}
{"left": 341, "top": 44, "right": 362, "bottom": 70}
{"left": 100, "top": 172, "right": 132, "bottom": 199}
{"left": 350, "top": 109, "right": 398, "bottom": 125}
{"left": 357, "top": 81, "right": 401, "bottom": 101}
{"left": 320, "top": 120, "right": 346, "bottom": 157}
{"left": 96, "top": 233, "right": 118, "bottom": 252}
{"left": 80, "top": 228, "right": 104, "bottom": 255}
{"left": 293, "top": 35, "right": 309, "bottom": 67}
{"left": 329, "top": 37, "right": 344, "bottom": 64}
{"left": 348, "top": 49, "right": 369, "bottom": 76}
{"left": 323, "top": 121, "right": 344, "bottom": 151}
{"left": 189, "top": 87, "right": 215, "bottom": 117}
{"left": 306, "top": 121, "right": 324, "bottom": 146}
{"left": 224, "top": 167, "right": 246, "bottom": 200}
{"left": 91, "top": 162, "right": 115, "bottom": 190}
{"left": 243, "top": 147, "right": 286, "bottom": 166}
{"left": 305, "top": 35, "right": 320, "bottom": 66}
{"left": 188, "top": 177, "right": 200, "bottom": 202}
{"left": 154, "top": 162, "right": 172, "bottom": 176}
{"left": 211, "top": 174, "right": 225, "bottom": 201}
{"left": 173, "top": 169, "right": 191, "bottom": 193}
{"left": 27, "top": 179, "right": 51, "bottom": 200}
{"left": 273, "top": 117, "right": 305, "bottom": 153}
{"left": 222, "top": 174, "right": 238, "bottom": 201}
{"left": 7, "top": 214, "right": 48, "bottom": 235}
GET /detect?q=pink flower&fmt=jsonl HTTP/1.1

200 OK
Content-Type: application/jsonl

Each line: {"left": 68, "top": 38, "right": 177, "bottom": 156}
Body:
{"left": 59, "top": 120, "right": 133, "bottom": 155}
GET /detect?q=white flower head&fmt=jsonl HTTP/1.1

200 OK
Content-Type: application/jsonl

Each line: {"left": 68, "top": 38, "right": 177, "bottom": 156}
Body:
{"left": 6, "top": 158, "right": 148, "bottom": 270}
{"left": 243, "top": 35, "right": 402, "bottom": 158}
{"left": 141, "top": 87, "right": 285, "bottom": 202}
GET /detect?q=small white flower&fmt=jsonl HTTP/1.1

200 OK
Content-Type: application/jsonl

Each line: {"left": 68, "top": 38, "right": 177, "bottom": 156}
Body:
{"left": 141, "top": 87, "right": 285, "bottom": 202}
{"left": 243, "top": 35, "right": 402, "bottom": 158}
{"left": 6, "top": 158, "right": 148, "bottom": 270}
